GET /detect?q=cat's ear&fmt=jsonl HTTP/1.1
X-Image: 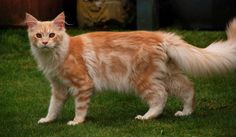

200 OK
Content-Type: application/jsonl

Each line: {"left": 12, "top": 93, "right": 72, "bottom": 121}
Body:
{"left": 53, "top": 12, "right": 65, "bottom": 30}
{"left": 25, "top": 13, "right": 38, "bottom": 28}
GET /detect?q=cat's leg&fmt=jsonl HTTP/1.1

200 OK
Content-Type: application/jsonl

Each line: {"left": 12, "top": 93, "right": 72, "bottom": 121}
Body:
{"left": 67, "top": 81, "right": 93, "bottom": 125}
{"left": 38, "top": 84, "right": 69, "bottom": 124}
{"left": 167, "top": 74, "right": 195, "bottom": 116}
{"left": 135, "top": 79, "right": 168, "bottom": 120}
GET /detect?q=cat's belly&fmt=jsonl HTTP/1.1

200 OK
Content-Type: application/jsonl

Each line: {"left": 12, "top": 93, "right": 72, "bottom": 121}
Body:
{"left": 91, "top": 71, "right": 132, "bottom": 91}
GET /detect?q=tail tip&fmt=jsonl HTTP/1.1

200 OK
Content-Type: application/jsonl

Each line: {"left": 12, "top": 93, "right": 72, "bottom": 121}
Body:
{"left": 227, "top": 18, "right": 236, "bottom": 40}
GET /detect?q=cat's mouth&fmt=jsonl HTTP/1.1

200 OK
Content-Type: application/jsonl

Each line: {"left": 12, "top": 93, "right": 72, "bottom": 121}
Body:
{"left": 37, "top": 45, "right": 55, "bottom": 51}
{"left": 38, "top": 45, "right": 56, "bottom": 50}
{"left": 39, "top": 45, "right": 49, "bottom": 49}
{"left": 40, "top": 46, "right": 48, "bottom": 49}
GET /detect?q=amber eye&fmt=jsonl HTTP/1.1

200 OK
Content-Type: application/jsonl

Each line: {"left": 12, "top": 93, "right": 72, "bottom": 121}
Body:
{"left": 49, "top": 33, "right": 55, "bottom": 38}
{"left": 36, "top": 33, "right": 42, "bottom": 38}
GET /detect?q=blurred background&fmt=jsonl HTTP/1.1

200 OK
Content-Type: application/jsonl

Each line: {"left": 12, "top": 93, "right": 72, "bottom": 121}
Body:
{"left": 0, "top": 0, "right": 236, "bottom": 30}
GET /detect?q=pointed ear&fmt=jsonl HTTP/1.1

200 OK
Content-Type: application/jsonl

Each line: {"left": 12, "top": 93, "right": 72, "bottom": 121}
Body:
{"left": 53, "top": 12, "right": 65, "bottom": 30}
{"left": 25, "top": 13, "right": 38, "bottom": 28}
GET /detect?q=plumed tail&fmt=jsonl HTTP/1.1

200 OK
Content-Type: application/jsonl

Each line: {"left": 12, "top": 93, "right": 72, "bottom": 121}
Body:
{"left": 165, "top": 19, "right": 236, "bottom": 76}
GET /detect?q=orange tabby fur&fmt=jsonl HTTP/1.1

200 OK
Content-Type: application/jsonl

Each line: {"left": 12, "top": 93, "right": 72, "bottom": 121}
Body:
{"left": 26, "top": 12, "right": 236, "bottom": 125}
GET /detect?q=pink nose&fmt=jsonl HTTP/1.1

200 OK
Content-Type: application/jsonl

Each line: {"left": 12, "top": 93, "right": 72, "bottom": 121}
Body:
{"left": 42, "top": 41, "right": 48, "bottom": 45}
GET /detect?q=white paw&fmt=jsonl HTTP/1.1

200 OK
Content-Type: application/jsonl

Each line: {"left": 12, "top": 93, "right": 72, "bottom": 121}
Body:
{"left": 174, "top": 111, "right": 192, "bottom": 117}
{"left": 67, "top": 120, "right": 83, "bottom": 126}
{"left": 38, "top": 117, "right": 52, "bottom": 124}
{"left": 135, "top": 115, "right": 149, "bottom": 120}
{"left": 67, "top": 118, "right": 84, "bottom": 126}
{"left": 67, "top": 121, "right": 79, "bottom": 126}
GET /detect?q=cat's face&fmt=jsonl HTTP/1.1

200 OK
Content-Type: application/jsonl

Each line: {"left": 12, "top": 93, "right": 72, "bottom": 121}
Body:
{"left": 26, "top": 13, "right": 65, "bottom": 50}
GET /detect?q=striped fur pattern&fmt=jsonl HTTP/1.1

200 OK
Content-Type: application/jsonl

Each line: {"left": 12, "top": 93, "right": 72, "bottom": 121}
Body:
{"left": 26, "top": 13, "right": 236, "bottom": 125}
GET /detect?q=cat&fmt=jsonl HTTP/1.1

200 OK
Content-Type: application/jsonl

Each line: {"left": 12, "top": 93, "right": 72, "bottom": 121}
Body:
{"left": 25, "top": 12, "right": 236, "bottom": 125}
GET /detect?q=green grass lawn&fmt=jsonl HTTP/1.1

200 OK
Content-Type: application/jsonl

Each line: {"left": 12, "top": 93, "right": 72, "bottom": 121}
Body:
{"left": 0, "top": 28, "right": 236, "bottom": 137}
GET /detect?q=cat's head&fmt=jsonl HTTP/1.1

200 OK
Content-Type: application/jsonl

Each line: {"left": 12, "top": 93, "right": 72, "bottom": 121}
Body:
{"left": 26, "top": 12, "right": 66, "bottom": 50}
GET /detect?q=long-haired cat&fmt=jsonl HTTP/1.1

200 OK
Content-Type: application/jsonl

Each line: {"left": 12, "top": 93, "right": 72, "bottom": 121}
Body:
{"left": 26, "top": 12, "right": 236, "bottom": 125}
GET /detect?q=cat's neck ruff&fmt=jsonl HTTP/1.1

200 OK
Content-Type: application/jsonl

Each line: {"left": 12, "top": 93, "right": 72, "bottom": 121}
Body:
{"left": 31, "top": 33, "right": 70, "bottom": 77}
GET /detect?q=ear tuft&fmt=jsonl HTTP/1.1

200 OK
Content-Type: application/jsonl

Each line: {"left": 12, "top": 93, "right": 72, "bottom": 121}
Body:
{"left": 25, "top": 13, "right": 38, "bottom": 28}
{"left": 53, "top": 12, "right": 65, "bottom": 30}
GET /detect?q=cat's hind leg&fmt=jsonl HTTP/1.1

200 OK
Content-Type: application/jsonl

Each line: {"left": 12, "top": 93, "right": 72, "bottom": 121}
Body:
{"left": 134, "top": 79, "right": 168, "bottom": 120}
{"left": 166, "top": 73, "right": 195, "bottom": 116}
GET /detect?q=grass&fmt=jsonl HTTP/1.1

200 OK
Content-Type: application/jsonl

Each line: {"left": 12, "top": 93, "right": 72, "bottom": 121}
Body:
{"left": 0, "top": 28, "right": 236, "bottom": 137}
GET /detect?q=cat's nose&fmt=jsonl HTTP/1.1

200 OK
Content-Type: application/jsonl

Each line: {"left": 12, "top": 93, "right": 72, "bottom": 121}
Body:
{"left": 42, "top": 41, "right": 48, "bottom": 45}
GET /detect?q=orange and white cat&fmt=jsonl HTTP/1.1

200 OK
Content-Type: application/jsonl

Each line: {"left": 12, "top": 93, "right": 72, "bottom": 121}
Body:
{"left": 26, "top": 12, "right": 236, "bottom": 125}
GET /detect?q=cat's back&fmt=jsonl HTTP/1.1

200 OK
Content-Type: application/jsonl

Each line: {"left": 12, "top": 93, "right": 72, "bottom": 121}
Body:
{"left": 79, "top": 31, "right": 164, "bottom": 47}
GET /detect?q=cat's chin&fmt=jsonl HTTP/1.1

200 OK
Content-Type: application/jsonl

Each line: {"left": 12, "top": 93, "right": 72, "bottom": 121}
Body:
{"left": 37, "top": 45, "right": 56, "bottom": 51}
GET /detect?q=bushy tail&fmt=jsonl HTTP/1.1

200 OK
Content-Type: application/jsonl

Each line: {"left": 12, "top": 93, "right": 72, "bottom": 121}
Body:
{"left": 165, "top": 19, "right": 236, "bottom": 76}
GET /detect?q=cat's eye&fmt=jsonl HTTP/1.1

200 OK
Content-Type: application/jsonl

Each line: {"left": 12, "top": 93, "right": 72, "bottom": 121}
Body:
{"left": 36, "top": 33, "right": 42, "bottom": 38}
{"left": 49, "top": 33, "right": 55, "bottom": 38}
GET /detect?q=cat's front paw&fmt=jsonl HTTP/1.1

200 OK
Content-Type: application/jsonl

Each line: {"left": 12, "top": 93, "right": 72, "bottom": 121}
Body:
{"left": 67, "top": 120, "right": 84, "bottom": 126}
{"left": 38, "top": 117, "right": 53, "bottom": 124}
{"left": 135, "top": 115, "right": 149, "bottom": 120}
{"left": 67, "top": 118, "right": 84, "bottom": 126}
{"left": 174, "top": 111, "right": 192, "bottom": 116}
